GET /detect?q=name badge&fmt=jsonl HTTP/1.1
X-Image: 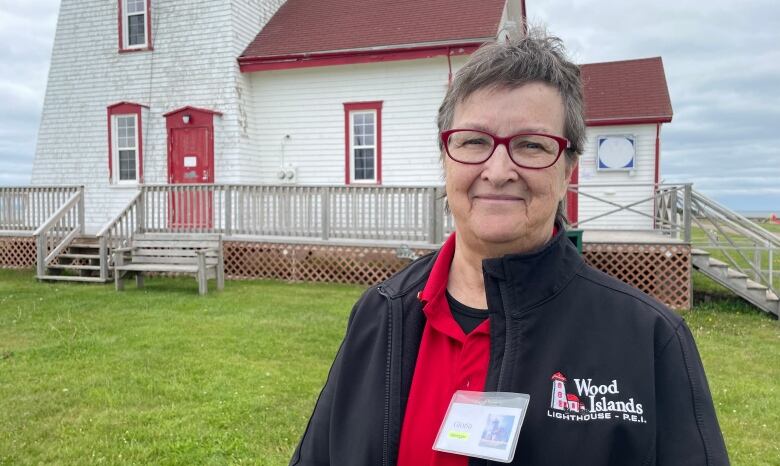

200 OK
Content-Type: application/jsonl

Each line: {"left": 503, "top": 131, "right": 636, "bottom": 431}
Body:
{"left": 433, "top": 390, "right": 529, "bottom": 463}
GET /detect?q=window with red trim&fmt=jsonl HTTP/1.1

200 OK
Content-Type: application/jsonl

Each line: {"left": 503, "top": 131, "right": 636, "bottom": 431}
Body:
{"left": 107, "top": 103, "right": 144, "bottom": 184}
{"left": 344, "top": 101, "right": 382, "bottom": 184}
{"left": 118, "top": 0, "right": 152, "bottom": 51}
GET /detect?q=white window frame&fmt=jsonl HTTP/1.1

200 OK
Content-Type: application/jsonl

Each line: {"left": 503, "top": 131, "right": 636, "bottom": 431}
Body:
{"left": 596, "top": 134, "right": 637, "bottom": 172}
{"left": 122, "top": 0, "right": 148, "bottom": 50}
{"left": 112, "top": 114, "right": 140, "bottom": 184}
{"left": 349, "top": 110, "right": 378, "bottom": 184}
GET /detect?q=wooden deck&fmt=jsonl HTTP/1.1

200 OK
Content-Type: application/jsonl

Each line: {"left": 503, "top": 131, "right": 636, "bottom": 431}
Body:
{"left": 583, "top": 229, "right": 685, "bottom": 244}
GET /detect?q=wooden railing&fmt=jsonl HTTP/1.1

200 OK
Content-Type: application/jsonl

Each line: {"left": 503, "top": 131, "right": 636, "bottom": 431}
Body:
{"left": 32, "top": 188, "right": 85, "bottom": 277}
{"left": 687, "top": 189, "right": 778, "bottom": 294}
{"left": 0, "top": 186, "right": 81, "bottom": 232}
{"left": 138, "top": 184, "right": 448, "bottom": 244}
{"left": 566, "top": 183, "right": 692, "bottom": 240}
{"left": 96, "top": 191, "right": 143, "bottom": 280}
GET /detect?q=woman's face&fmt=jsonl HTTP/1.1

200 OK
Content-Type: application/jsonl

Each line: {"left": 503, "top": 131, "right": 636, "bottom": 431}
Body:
{"left": 445, "top": 83, "right": 574, "bottom": 254}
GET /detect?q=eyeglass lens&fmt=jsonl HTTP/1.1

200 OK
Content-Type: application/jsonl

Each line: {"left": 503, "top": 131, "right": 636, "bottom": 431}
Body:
{"left": 447, "top": 130, "right": 562, "bottom": 168}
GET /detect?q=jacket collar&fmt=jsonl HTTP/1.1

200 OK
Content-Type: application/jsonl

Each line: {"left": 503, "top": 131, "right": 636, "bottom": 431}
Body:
{"left": 481, "top": 225, "right": 584, "bottom": 315}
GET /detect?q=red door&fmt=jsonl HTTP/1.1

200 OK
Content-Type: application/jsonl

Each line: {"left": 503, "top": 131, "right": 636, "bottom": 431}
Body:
{"left": 169, "top": 127, "right": 213, "bottom": 228}
{"left": 165, "top": 106, "right": 221, "bottom": 230}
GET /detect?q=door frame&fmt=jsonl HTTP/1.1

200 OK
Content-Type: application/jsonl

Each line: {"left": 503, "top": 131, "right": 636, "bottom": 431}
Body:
{"left": 164, "top": 106, "right": 222, "bottom": 184}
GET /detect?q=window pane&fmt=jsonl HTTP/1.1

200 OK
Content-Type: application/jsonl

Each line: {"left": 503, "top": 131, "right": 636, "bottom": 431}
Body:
{"left": 127, "top": 0, "right": 145, "bottom": 14}
{"left": 117, "top": 116, "right": 136, "bottom": 148}
{"left": 119, "top": 150, "right": 136, "bottom": 180}
{"left": 128, "top": 14, "right": 146, "bottom": 46}
{"left": 354, "top": 148, "right": 374, "bottom": 180}
{"left": 352, "top": 111, "right": 375, "bottom": 148}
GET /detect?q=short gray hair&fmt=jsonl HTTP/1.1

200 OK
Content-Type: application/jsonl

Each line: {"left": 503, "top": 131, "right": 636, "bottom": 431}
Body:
{"left": 437, "top": 29, "right": 585, "bottom": 225}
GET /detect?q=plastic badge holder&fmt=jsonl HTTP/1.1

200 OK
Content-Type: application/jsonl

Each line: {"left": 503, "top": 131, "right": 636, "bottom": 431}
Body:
{"left": 433, "top": 391, "right": 530, "bottom": 463}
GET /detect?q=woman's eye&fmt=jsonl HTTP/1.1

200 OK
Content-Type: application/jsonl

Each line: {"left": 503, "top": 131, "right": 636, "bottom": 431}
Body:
{"left": 463, "top": 138, "right": 488, "bottom": 146}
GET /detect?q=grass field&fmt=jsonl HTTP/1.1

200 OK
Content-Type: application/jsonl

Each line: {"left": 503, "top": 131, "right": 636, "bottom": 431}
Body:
{"left": 1, "top": 269, "right": 778, "bottom": 465}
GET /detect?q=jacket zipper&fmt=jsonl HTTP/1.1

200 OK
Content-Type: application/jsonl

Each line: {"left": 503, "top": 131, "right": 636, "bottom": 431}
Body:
{"left": 377, "top": 284, "right": 392, "bottom": 466}
{"left": 495, "top": 281, "right": 515, "bottom": 392}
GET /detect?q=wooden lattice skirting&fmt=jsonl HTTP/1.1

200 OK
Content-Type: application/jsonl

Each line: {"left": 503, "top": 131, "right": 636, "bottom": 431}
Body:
{"left": 0, "top": 236, "right": 36, "bottom": 269}
{"left": 225, "top": 240, "right": 691, "bottom": 310}
{"left": 583, "top": 243, "right": 691, "bottom": 310}
{"left": 0, "top": 236, "right": 691, "bottom": 310}
{"left": 225, "top": 241, "right": 434, "bottom": 285}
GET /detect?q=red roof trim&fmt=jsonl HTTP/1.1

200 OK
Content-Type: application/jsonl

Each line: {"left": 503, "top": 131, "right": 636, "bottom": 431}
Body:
{"left": 107, "top": 101, "right": 149, "bottom": 110}
{"left": 586, "top": 116, "right": 672, "bottom": 127}
{"left": 240, "top": 43, "right": 481, "bottom": 73}
{"left": 163, "top": 106, "right": 223, "bottom": 117}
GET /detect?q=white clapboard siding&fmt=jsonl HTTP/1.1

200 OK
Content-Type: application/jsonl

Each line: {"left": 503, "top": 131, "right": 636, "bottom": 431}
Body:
{"left": 247, "top": 56, "right": 470, "bottom": 186}
{"left": 31, "top": 0, "right": 284, "bottom": 233}
{"left": 577, "top": 124, "right": 659, "bottom": 230}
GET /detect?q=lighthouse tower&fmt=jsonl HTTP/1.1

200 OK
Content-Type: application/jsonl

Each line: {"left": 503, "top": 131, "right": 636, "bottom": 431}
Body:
{"left": 550, "top": 372, "right": 568, "bottom": 411}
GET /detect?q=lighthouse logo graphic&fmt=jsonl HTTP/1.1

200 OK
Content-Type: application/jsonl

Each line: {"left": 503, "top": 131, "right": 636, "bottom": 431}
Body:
{"left": 550, "top": 372, "right": 583, "bottom": 412}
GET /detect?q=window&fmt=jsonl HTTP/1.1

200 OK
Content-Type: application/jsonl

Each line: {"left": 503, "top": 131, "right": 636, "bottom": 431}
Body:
{"left": 115, "top": 115, "right": 138, "bottom": 181}
{"left": 597, "top": 135, "right": 636, "bottom": 171}
{"left": 107, "top": 102, "right": 145, "bottom": 184}
{"left": 344, "top": 101, "right": 382, "bottom": 184}
{"left": 119, "top": 0, "right": 151, "bottom": 51}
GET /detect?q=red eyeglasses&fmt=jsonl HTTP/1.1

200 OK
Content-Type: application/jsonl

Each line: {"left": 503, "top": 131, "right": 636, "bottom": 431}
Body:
{"left": 441, "top": 129, "right": 571, "bottom": 169}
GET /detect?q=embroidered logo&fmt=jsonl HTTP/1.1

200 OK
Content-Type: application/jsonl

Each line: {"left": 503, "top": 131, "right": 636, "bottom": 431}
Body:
{"left": 547, "top": 371, "right": 647, "bottom": 424}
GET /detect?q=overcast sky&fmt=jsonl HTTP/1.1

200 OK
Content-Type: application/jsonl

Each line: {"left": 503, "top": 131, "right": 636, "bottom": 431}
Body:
{"left": 1, "top": 0, "right": 778, "bottom": 212}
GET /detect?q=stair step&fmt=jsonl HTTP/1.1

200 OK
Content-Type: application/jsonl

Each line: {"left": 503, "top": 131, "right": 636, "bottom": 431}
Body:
{"left": 69, "top": 243, "right": 101, "bottom": 249}
{"left": 691, "top": 248, "right": 711, "bottom": 256}
{"left": 766, "top": 290, "right": 779, "bottom": 302}
{"left": 48, "top": 264, "right": 101, "bottom": 271}
{"left": 745, "top": 279, "right": 768, "bottom": 291}
{"left": 707, "top": 258, "right": 728, "bottom": 268}
{"left": 59, "top": 253, "right": 101, "bottom": 260}
{"left": 726, "top": 269, "right": 748, "bottom": 279}
{"left": 37, "top": 275, "right": 108, "bottom": 283}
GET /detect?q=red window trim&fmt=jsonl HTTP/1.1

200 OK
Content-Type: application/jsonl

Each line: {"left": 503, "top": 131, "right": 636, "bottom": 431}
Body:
{"left": 118, "top": 0, "right": 153, "bottom": 53}
{"left": 107, "top": 102, "right": 146, "bottom": 183}
{"left": 344, "top": 101, "right": 383, "bottom": 185}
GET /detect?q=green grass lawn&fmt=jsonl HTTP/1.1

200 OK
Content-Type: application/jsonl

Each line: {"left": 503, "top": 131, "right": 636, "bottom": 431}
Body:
{"left": 1, "top": 269, "right": 778, "bottom": 465}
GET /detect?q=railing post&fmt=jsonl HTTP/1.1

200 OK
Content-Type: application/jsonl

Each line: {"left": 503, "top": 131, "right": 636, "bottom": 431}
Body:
{"left": 137, "top": 188, "right": 146, "bottom": 233}
{"left": 321, "top": 188, "right": 330, "bottom": 240}
{"left": 36, "top": 233, "right": 45, "bottom": 278}
{"left": 78, "top": 187, "right": 85, "bottom": 234}
{"left": 224, "top": 185, "right": 232, "bottom": 236}
{"left": 769, "top": 242, "right": 775, "bottom": 290}
{"left": 99, "top": 235, "right": 108, "bottom": 281}
{"left": 430, "top": 187, "right": 444, "bottom": 245}
{"left": 683, "top": 184, "right": 692, "bottom": 243}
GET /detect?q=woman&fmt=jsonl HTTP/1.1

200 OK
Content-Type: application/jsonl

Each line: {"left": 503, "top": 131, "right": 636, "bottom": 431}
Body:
{"left": 290, "top": 31, "right": 728, "bottom": 466}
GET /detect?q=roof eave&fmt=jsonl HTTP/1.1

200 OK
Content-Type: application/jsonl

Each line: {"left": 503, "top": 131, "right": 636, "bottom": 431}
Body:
{"left": 239, "top": 39, "right": 491, "bottom": 72}
{"left": 586, "top": 115, "right": 673, "bottom": 127}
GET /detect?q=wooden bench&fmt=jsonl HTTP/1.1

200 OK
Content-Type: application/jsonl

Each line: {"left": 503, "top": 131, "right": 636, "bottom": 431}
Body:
{"left": 113, "top": 233, "right": 224, "bottom": 295}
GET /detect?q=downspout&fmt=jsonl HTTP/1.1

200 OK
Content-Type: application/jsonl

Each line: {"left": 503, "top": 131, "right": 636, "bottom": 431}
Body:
{"left": 653, "top": 122, "right": 661, "bottom": 229}
{"left": 520, "top": 0, "right": 528, "bottom": 35}
{"left": 447, "top": 46, "right": 453, "bottom": 85}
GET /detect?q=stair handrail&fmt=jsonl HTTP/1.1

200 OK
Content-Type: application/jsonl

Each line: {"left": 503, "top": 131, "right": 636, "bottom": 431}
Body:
{"left": 96, "top": 191, "right": 143, "bottom": 280}
{"left": 687, "top": 189, "right": 778, "bottom": 294}
{"left": 691, "top": 189, "right": 780, "bottom": 247}
{"left": 33, "top": 187, "right": 85, "bottom": 277}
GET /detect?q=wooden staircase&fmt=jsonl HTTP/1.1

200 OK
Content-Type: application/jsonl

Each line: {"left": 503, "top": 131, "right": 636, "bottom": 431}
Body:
{"left": 37, "top": 236, "right": 110, "bottom": 283}
{"left": 692, "top": 248, "right": 779, "bottom": 317}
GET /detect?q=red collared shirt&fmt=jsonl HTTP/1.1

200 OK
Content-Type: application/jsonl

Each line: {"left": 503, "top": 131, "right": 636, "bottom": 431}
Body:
{"left": 397, "top": 233, "right": 490, "bottom": 466}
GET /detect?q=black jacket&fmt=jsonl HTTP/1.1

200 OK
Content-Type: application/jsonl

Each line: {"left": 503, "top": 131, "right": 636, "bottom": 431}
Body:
{"left": 290, "top": 230, "right": 729, "bottom": 465}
